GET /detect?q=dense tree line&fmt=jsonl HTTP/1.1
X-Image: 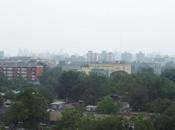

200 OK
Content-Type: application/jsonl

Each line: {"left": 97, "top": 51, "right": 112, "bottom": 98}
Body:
{"left": 1, "top": 66, "right": 175, "bottom": 129}
{"left": 39, "top": 67, "right": 175, "bottom": 129}
{"left": 55, "top": 108, "right": 175, "bottom": 130}
{"left": 39, "top": 68, "right": 175, "bottom": 111}
{"left": 6, "top": 88, "right": 49, "bottom": 129}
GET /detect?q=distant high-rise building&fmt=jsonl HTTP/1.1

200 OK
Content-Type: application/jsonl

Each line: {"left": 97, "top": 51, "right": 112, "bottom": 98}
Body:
{"left": 0, "top": 51, "right": 4, "bottom": 59}
{"left": 70, "top": 55, "right": 86, "bottom": 63}
{"left": 99, "top": 51, "right": 107, "bottom": 63}
{"left": 18, "top": 49, "right": 32, "bottom": 57}
{"left": 99, "top": 51, "right": 115, "bottom": 63}
{"left": 136, "top": 52, "right": 145, "bottom": 62}
{"left": 121, "top": 52, "right": 133, "bottom": 62}
{"left": 86, "top": 51, "right": 98, "bottom": 63}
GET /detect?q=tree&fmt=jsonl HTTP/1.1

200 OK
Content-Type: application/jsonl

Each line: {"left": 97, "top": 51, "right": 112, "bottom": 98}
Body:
{"left": 57, "top": 71, "right": 82, "bottom": 99}
{"left": 153, "top": 114, "right": 175, "bottom": 130}
{"left": 132, "top": 116, "right": 155, "bottom": 130}
{"left": 146, "top": 98, "right": 172, "bottom": 113}
{"left": 164, "top": 103, "right": 175, "bottom": 116}
{"left": 162, "top": 69, "right": 175, "bottom": 82}
{"left": 39, "top": 67, "right": 62, "bottom": 86}
{"left": 96, "top": 116, "right": 124, "bottom": 130}
{"left": 163, "top": 62, "right": 175, "bottom": 70}
{"left": 110, "top": 71, "right": 128, "bottom": 84}
{"left": 153, "top": 104, "right": 175, "bottom": 130}
{"left": 97, "top": 96, "right": 119, "bottom": 114}
{"left": 78, "top": 114, "right": 98, "bottom": 130}
{"left": 7, "top": 88, "right": 48, "bottom": 129}
{"left": 129, "top": 87, "right": 149, "bottom": 111}
{"left": 80, "top": 73, "right": 110, "bottom": 105}
{"left": 56, "top": 109, "right": 83, "bottom": 130}
{"left": 0, "top": 95, "right": 3, "bottom": 107}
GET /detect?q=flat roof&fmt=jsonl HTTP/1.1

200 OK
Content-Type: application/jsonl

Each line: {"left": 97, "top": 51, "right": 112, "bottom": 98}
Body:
{"left": 51, "top": 101, "right": 65, "bottom": 105}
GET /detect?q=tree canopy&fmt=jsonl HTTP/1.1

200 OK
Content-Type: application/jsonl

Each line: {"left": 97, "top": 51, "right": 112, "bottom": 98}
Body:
{"left": 7, "top": 88, "right": 48, "bottom": 129}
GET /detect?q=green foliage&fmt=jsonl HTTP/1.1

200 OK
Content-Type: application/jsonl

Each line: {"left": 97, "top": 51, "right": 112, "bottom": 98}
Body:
{"left": 97, "top": 96, "right": 119, "bottom": 114}
{"left": 78, "top": 114, "right": 98, "bottom": 130}
{"left": 162, "top": 69, "right": 175, "bottom": 82}
{"left": 55, "top": 71, "right": 110, "bottom": 104}
{"left": 146, "top": 98, "right": 172, "bottom": 113}
{"left": 1, "top": 66, "right": 175, "bottom": 129}
{"left": 95, "top": 116, "right": 124, "bottom": 130}
{"left": 0, "top": 127, "right": 6, "bottom": 130}
{"left": 0, "top": 73, "right": 33, "bottom": 93}
{"left": 80, "top": 73, "right": 110, "bottom": 105}
{"left": 39, "top": 67, "right": 62, "bottom": 86}
{"left": 56, "top": 109, "right": 83, "bottom": 130}
{"left": 112, "top": 71, "right": 175, "bottom": 111}
{"left": 110, "top": 71, "right": 128, "bottom": 85}
{"left": 7, "top": 88, "right": 48, "bottom": 129}
{"left": 153, "top": 114, "right": 175, "bottom": 130}
{"left": 56, "top": 109, "right": 125, "bottom": 130}
{"left": 164, "top": 103, "right": 175, "bottom": 116}
{"left": 152, "top": 104, "right": 175, "bottom": 130}
{"left": 0, "top": 95, "right": 3, "bottom": 107}
{"left": 129, "top": 86, "right": 149, "bottom": 111}
{"left": 57, "top": 71, "right": 83, "bottom": 99}
{"left": 132, "top": 116, "right": 155, "bottom": 130}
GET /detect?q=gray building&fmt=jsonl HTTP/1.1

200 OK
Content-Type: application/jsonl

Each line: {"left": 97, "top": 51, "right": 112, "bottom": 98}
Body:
{"left": 121, "top": 52, "right": 133, "bottom": 63}
{"left": 132, "top": 62, "right": 161, "bottom": 75}
{"left": 0, "top": 51, "right": 4, "bottom": 59}
{"left": 86, "top": 51, "right": 99, "bottom": 63}
{"left": 136, "top": 52, "right": 145, "bottom": 62}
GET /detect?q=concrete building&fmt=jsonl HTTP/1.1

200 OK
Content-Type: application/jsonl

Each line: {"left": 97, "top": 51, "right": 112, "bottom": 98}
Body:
{"left": 80, "top": 63, "right": 132, "bottom": 76}
{"left": 136, "top": 52, "right": 145, "bottom": 62}
{"left": 132, "top": 62, "right": 161, "bottom": 75}
{"left": 50, "top": 101, "right": 65, "bottom": 111}
{"left": 86, "top": 51, "right": 99, "bottom": 63}
{"left": 0, "top": 51, "right": 4, "bottom": 59}
{"left": 86, "top": 105, "right": 97, "bottom": 112}
{"left": 0, "top": 57, "right": 43, "bottom": 81}
{"left": 99, "top": 51, "right": 115, "bottom": 63}
{"left": 121, "top": 52, "right": 133, "bottom": 62}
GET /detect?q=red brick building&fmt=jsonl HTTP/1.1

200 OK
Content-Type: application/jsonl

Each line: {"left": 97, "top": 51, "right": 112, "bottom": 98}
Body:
{"left": 0, "top": 58, "right": 43, "bottom": 81}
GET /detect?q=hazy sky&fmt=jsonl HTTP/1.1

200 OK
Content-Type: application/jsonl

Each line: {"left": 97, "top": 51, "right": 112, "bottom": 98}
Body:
{"left": 1, "top": 0, "right": 175, "bottom": 55}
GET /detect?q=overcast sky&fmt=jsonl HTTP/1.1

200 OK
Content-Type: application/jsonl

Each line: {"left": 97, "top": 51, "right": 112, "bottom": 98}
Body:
{"left": 0, "top": 0, "right": 175, "bottom": 55}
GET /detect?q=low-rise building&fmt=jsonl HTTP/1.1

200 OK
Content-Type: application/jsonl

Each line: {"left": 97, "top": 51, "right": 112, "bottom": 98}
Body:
{"left": 80, "top": 63, "right": 132, "bottom": 76}
{"left": 86, "top": 105, "right": 97, "bottom": 112}
{"left": 50, "top": 101, "right": 65, "bottom": 111}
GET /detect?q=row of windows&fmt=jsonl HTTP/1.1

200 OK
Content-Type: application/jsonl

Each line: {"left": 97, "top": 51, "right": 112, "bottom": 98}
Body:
{"left": 1, "top": 67, "right": 36, "bottom": 71}
{"left": 6, "top": 75, "right": 37, "bottom": 80}
{"left": 3, "top": 70, "right": 36, "bottom": 73}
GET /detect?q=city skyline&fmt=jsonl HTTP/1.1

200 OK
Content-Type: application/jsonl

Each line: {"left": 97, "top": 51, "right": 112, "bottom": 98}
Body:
{"left": 0, "top": 49, "right": 173, "bottom": 57}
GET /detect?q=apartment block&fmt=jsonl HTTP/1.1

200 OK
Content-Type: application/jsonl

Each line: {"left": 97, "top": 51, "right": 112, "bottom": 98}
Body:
{"left": 80, "top": 63, "right": 131, "bottom": 76}
{"left": 0, "top": 58, "right": 43, "bottom": 81}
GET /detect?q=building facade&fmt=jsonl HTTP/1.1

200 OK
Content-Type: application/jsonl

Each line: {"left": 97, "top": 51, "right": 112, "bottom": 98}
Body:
{"left": 80, "top": 63, "right": 132, "bottom": 76}
{"left": 121, "top": 52, "right": 133, "bottom": 63}
{"left": 0, "top": 58, "right": 43, "bottom": 81}
{"left": 0, "top": 51, "right": 4, "bottom": 59}
{"left": 132, "top": 62, "right": 161, "bottom": 75}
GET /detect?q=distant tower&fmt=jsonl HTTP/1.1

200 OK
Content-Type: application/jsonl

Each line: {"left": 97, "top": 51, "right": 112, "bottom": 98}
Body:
{"left": 136, "top": 52, "right": 145, "bottom": 62}
{"left": 0, "top": 51, "right": 4, "bottom": 59}
{"left": 121, "top": 52, "right": 133, "bottom": 63}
